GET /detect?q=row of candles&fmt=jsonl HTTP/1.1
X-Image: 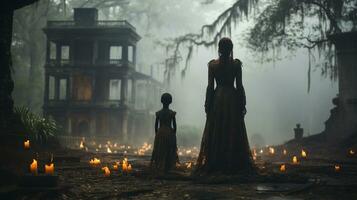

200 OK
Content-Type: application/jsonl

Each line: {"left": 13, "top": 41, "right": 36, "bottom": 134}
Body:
{"left": 78, "top": 139, "right": 201, "bottom": 158}
{"left": 89, "top": 157, "right": 133, "bottom": 177}
{"left": 253, "top": 146, "right": 355, "bottom": 159}
{"left": 30, "top": 159, "right": 55, "bottom": 175}
{"left": 279, "top": 163, "right": 342, "bottom": 172}
{"left": 79, "top": 139, "right": 152, "bottom": 155}
{"left": 254, "top": 146, "right": 355, "bottom": 173}
{"left": 24, "top": 140, "right": 55, "bottom": 175}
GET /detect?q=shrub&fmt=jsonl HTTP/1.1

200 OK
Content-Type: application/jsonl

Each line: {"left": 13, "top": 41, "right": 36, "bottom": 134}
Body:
{"left": 13, "top": 106, "right": 59, "bottom": 144}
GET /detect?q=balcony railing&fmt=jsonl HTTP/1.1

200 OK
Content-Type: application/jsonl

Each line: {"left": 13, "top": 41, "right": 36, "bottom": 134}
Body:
{"left": 47, "top": 20, "right": 136, "bottom": 31}
{"left": 47, "top": 59, "right": 128, "bottom": 67}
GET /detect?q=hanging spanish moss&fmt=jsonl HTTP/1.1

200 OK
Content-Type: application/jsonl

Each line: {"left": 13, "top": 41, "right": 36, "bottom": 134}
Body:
{"left": 166, "top": 0, "right": 355, "bottom": 91}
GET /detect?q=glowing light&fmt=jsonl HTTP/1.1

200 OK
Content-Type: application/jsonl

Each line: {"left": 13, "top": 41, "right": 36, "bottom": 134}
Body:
{"left": 45, "top": 163, "right": 54, "bottom": 175}
{"left": 280, "top": 164, "right": 286, "bottom": 172}
{"left": 102, "top": 166, "right": 111, "bottom": 177}
{"left": 30, "top": 159, "right": 38, "bottom": 175}
{"left": 24, "top": 140, "right": 30, "bottom": 149}
{"left": 269, "top": 147, "right": 275, "bottom": 155}
{"left": 349, "top": 149, "right": 355, "bottom": 155}
{"left": 89, "top": 158, "right": 101, "bottom": 166}
{"left": 292, "top": 156, "right": 298, "bottom": 164}
{"left": 301, "top": 149, "right": 307, "bottom": 158}
{"left": 335, "top": 165, "right": 341, "bottom": 172}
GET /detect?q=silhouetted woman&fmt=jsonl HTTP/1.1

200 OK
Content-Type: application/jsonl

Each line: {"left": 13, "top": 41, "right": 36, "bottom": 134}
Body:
{"left": 195, "top": 38, "right": 254, "bottom": 174}
{"left": 151, "top": 93, "right": 179, "bottom": 173}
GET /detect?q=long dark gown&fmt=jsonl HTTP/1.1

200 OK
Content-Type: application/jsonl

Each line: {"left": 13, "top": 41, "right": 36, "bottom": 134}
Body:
{"left": 195, "top": 58, "right": 254, "bottom": 174}
{"left": 151, "top": 108, "right": 179, "bottom": 172}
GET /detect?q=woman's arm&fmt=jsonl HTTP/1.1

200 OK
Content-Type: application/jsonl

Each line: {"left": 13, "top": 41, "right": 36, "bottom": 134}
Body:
{"left": 154, "top": 116, "right": 159, "bottom": 134}
{"left": 235, "top": 60, "right": 247, "bottom": 115}
{"left": 172, "top": 116, "right": 177, "bottom": 134}
{"left": 205, "top": 62, "right": 215, "bottom": 114}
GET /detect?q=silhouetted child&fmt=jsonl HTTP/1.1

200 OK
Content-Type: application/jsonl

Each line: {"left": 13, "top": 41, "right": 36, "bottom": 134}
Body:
{"left": 151, "top": 93, "right": 179, "bottom": 172}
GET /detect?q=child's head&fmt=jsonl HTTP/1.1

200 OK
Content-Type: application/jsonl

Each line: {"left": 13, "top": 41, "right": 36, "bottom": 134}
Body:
{"left": 161, "top": 93, "right": 172, "bottom": 106}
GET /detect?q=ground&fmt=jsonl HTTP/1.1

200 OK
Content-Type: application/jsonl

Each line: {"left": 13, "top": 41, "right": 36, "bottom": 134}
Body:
{"left": 1, "top": 141, "right": 357, "bottom": 199}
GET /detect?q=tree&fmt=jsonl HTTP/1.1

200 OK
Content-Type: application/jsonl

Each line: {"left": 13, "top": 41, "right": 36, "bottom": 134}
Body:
{"left": 0, "top": 0, "right": 40, "bottom": 131}
{"left": 166, "top": 0, "right": 357, "bottom": 90}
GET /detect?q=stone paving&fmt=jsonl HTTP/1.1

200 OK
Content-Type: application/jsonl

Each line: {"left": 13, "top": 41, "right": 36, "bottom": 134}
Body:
{"left": 2, "top": 147, "right": 357, "bottom": 200}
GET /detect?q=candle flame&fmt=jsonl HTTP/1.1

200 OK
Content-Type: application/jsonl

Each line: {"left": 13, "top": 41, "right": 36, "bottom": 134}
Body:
{"left": 292, "top": 156, "right": 298, "bottom": 164}
{"left": 45, "top": 163, "right": 54, "bottom": 175}
{"left": 79, "top": 141, "right": 84, "bottom": 149}
{"left": 283, "top": 149, "right": 287, "bottom": 155}
{"left": 24, "top": 140, "right": 30, "bottom": 149}
{"left": 122, "top": 158, "right": 128, "bottom": 172}
{"left": 102, "top": 166, "right": 111, "bottom": 177}
{"left": 280, "top": 164, "right": 286, "bottom": 172}
{"left": 30, "top": 159, "right": 38, "bottom": 175}
{"left": 269, "top": 147, "right": 275, "bottom": 155}
{"left": 89, "top": 158, "right": 101, "bottom": 166}
{"left": 301, "top": 149, "right": 307, "bottom": 158}
{"left": 335, "top": 165, "right": 341, "bottom": 172}
{"left": 186, "top": 162, "right": 192, "bottom": 169}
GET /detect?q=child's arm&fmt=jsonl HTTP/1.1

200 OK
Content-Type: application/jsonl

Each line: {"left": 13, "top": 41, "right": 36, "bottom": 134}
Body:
{"left": 172, "top": 116, "right": 177, "bottom": 134}
{"left": 155, "top": 116, "right": 159, "bottom": 134}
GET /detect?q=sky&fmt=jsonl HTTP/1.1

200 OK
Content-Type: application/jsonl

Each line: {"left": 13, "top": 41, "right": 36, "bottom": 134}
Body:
{"left": 104, "top": 0, "right": 338, "bottom": 145}
{"left": 104, "top": 0, "right": 340, "bottom": 145}
{"left": 13, "top": 0, "right": 338, "bottom": 146}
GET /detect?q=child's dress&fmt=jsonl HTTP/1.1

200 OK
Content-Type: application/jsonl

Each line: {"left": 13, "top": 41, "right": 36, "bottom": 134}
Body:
{"left": 151, "top": 108, "right": 178, "bottom": 171}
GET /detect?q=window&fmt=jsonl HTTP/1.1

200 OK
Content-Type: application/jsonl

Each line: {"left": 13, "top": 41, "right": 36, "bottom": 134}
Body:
{"left": 128, "top": 46, "right": 133, "bottom": 62}
{"left": 50, "top": 42, "right": 56, "bottom": 60}
{"left": 61, "top": 46, "right": 70, "bottom": 60}
{"left": 49, "top": 76, "right": 55, "bottom": 100}
{"left": 59, "top": 79, "right": 67, "bottom": 100}
{"left": 109, "top": 46, "right": 122, "bottom": 60}
{"left": 72, "top": 75, "right": 92, "bottom": 101}
{"left": 109, "top": 79, "right": 121, "bottom": 100}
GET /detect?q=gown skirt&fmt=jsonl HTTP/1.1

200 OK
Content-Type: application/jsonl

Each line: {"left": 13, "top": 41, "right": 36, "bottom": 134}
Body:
{"left": 195, "top": 85, "right": 254, "bottom": 174}
{"left": 151, "top": 126, "right": 178, "bottom": 171}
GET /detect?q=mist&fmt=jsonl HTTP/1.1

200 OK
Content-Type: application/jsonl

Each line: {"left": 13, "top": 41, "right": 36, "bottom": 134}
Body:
{"left": 12, "top": 0, "right": 338, "bottom": 146}
{"left": 121, "top": 0, "right": 338, "bottom": 145}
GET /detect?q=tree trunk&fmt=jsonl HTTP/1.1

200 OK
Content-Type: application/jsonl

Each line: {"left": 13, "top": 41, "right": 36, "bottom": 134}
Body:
{"left": 0, "top": 10, "right": 15, "bottom": 131}
{"left": 0, "top": 0, "right": 39, "bottom": 131}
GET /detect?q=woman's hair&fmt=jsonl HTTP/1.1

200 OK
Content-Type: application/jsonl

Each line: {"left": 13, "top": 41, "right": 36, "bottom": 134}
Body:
{"left": 218, "top": 37, "right": 233, "bottom": 63}
{"left": 161, "top": 93, "right": 172, "bottom": 105}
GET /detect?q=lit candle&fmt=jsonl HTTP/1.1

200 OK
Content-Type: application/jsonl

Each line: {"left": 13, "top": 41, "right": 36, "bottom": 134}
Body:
{"left": 102, "top": 166, "right": 111, "bottom": 177}
{"left": 280, "top": 164, "right": 286, "bottom": 172}
{"left": 301, "top": 149, "right": 307, "bottom": 158}
{"left": 45, "top": 163, "right": 54, "bottom": 175}
{"left": 186, "top": 162, "right": 192, "bottom": 169}
{"left": 24, "top": 140, "right": 30, "bottom": 149}
{"left": 283, "top": 149, "right": 287, "bottom": 155}
{"left": 89, "top": 158, "right": 101, "bottom": 166}
{"left": 122, "top": 162, "right": 127, "bottom": 172}
{"left": 292, "top": 156, "right": 298, "bottom": 164}
{"left": 128, "top": 164, "right": 132, "bottom": 172}
{"left": 335, "top": 165, "right": 341, "bottom": 172}
{"left": 113, "top": 162, "right": 119, "bottom": 170}
{"left": 30, "top": 159, "right": 38, "bottom": 175}
{"left": 269, "top": 147, "right": 275, "bottom": 155}
{"left": 79, "top": 141, "right": 84, "bottom": 149}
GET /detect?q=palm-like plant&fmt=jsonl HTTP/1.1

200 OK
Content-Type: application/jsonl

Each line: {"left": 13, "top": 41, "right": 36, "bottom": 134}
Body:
{"left": 13, "top": 106, "right": 59, "bottom": 144}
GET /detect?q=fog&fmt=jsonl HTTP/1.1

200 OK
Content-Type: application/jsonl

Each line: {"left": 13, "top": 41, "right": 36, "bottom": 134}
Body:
{"left": 119, "top": 0, "right": 338, "bottom": 145}
{"left": 13, "top": 0, "right": 338, "bottom": 146}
